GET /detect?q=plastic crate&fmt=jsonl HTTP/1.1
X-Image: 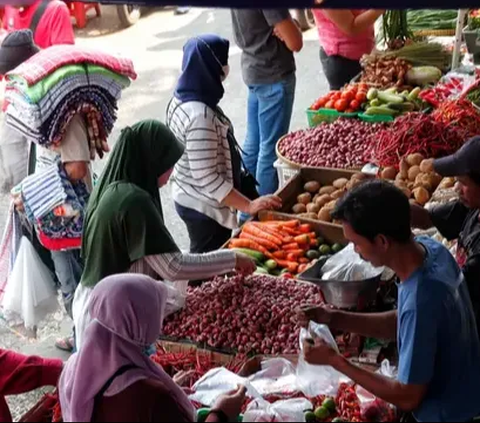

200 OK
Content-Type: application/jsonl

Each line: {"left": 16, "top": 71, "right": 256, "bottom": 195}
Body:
{"left": 306, "top": 108, "right": 358, "bottom": 128}
{"left": 274, "top": 159, "right": 299, "bottom": 189}
{"left": 358, "top": 112, "right": 395, "bottom": 123}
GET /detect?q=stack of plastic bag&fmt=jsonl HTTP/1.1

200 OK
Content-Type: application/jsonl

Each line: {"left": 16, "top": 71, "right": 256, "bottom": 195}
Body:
{"left": 3, "top": 45, "right": 136, "bottom": 157}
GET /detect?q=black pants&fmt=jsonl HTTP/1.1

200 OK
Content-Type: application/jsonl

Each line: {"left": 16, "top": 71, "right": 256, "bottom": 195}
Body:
{"left": 320, "top": 48, "right": 362, "bottom": 90}
{"left": 175, "top": 204, "right": 232, "bottom": 254}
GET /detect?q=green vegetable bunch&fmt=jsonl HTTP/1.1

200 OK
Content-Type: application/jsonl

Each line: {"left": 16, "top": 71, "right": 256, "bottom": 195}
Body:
{"left": 469, "top": 10, "right": 480, "bottom": 30}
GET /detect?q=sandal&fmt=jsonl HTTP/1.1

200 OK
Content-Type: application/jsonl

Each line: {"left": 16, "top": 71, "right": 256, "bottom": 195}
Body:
{"left": 55, "top": 337, "right": 75, "bottom": 353}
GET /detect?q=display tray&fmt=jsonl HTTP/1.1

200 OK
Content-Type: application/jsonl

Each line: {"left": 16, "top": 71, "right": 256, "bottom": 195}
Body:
{"left": 274, "top": 167, "right": 364, "bottom": 230}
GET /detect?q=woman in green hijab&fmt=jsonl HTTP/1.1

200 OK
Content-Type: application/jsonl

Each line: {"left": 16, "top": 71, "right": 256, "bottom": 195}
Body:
{"left": 73, "top": 120, "right": 256, "bottom": 349}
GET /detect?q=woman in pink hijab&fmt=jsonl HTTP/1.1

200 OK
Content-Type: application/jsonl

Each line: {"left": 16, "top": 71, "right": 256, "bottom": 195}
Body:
{"left": 59, "top": 274, "right": 246, "bottom": 422}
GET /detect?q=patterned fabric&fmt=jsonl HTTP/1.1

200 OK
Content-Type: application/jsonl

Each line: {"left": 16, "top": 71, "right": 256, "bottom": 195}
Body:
{"left": 0, "top": 203, "right": 14, "bottom": 304}
{"left": 22, "top": 163, "right": 90, "bottom": 243}
{"left": 6, "top": 45, "right": 137, "bottom": 86}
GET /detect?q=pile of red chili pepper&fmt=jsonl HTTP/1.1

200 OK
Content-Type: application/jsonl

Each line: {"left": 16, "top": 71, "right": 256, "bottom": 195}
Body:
{"left": 372, "top": 103, "right": 480, "bottom": 167}
{"left": 419, "top": 76, "right": 464, "bottom": 107}
{"left": 336, "top": 383, "right": 363, "bottom": 422}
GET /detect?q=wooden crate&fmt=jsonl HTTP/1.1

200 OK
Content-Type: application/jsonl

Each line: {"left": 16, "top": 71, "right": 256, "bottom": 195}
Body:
{"left": 20, "top": 394, "right": 56, "bottom": 422}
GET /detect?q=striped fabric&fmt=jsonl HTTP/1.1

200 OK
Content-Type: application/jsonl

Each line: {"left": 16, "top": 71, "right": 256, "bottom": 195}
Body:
{"left": 21, "top": 164, "right": 67, "bottom": 220}
{"left": 166, "top": 97, "right": 238, "bottom": 230}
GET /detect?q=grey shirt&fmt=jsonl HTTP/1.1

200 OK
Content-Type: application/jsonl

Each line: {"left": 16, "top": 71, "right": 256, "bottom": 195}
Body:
{"left": 231, "top": 9, "right": 296, "bottom": 85}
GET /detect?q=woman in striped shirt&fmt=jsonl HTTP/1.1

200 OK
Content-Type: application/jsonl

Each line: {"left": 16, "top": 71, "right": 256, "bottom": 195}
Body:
{"left": 72, "top": 120, "right": 256, "bottom": 349}
{"left": 167, "top": 35, "right": 282, "bottom": 254}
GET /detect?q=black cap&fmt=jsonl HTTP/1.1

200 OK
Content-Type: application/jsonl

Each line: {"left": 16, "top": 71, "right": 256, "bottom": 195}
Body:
{"left": 434, "top": 136, "right": 480, "bottom": 177}
{"left": 0, "top": 30, "right": 40, "bottom": 75}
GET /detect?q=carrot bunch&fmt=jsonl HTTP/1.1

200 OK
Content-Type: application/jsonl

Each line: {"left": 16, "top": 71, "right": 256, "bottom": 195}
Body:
{"left": 229, "top": 220, "right": 320, "bottom": 274}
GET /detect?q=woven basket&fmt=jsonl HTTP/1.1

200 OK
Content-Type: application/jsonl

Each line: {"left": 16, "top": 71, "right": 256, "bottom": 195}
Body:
{"left": 413, "top": 29, "right": 456, "bottom": 37}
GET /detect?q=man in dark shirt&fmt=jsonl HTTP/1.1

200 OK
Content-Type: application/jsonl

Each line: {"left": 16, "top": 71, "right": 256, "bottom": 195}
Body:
{"left": 231, "top": 9, "right": 303, "bottom": 196}
{"left": 411, "top": 136, "right": 480, "bottom": 337}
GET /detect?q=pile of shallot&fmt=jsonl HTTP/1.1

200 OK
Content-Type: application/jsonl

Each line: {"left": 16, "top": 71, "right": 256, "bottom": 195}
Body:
{"left": 163, "top": 274, "right": 323, "bottom": 355}
{"left": 278, "top": 119, "right": 388, "bottom": 169}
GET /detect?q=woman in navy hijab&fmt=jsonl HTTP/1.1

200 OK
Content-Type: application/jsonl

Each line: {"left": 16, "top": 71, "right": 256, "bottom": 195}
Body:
{"left": 167, "top": 35, "right": 281, "bottom": 256}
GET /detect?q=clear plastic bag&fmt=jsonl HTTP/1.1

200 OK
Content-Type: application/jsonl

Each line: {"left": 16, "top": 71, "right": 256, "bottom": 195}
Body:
{"left": 321, "top": 244, "right": 384, "bottom": 281}
{"left": 189, "top": 367, "right": 261, "bottom": 407}
{"left": 0, "top": 124, "right": 29, "bottom": 195}
{"left": 356, "top": 360, "right": 398, "bottom": 422}
{"left": 249, "top": 358, "right": 299, "bottom": 396}
{"left": 243, "top": 398, "right": 312, "bottom": 423}
{"left": 163, "top": 280, "right": 187, "bottom": 317}
{"left": 297, "top": 322, "right": 346, "bottom": 397}
{"left": 1, "top": 236, "right": 58, "bottom": 329}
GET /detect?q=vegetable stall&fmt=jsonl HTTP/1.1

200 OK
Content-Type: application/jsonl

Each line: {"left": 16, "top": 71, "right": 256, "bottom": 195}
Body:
{"left": 22, "top": 9, "right": 480, "bottom": 423}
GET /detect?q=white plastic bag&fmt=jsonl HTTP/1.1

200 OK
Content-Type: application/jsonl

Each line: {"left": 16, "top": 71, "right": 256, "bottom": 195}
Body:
{"left": 243, "top": 398, "right": 312, "bottom": 423}
{"left": 189, "top": 367, "right": 261, "bottom": 407}
{"left": 163, "top": 280, "right": 187, "bottom": 317}
{"left": 1, "top": 236, "right": 58, "bottom": 329}
{"left": 0, "top": 123, "right": 29, "bottom": 195}
{"left": 249, "top": 358, "right": 299, "bottom": 396}
{"left": 297, "top": 322, "right": 346, "bottom": 397}
{"left": 322, "top": 244, "right": 384, "bottom": 281}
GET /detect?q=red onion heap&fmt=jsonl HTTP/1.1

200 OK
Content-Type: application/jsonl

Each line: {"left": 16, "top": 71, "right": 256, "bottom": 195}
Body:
{"left": 163, "top": 274, "right": 324, "bottom": 355}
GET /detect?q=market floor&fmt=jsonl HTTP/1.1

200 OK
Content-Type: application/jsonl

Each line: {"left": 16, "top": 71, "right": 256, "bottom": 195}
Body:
{"left": 0, "top": 6, "right": 329, "bottom": 420}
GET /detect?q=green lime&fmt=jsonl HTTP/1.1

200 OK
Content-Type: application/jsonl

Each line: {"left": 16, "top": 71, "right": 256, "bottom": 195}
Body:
{"left": 319, "top": 244, "right": 332, "bottom": 255}
{"left": 322, "top": 398, "right": 336, "bottom": 413}
{"left": 305, "top": 411, "right": 317, "bottom": 422}
{"left": 332, "top": 243, "right": 344, "bottom": 254}
{"left": 314, "top": 406, "right": 330, "bottom": 420}
{"left": 332, "top": 418, "right": 346, "bottom": 423}
{"left": 197, "top": 408, "right": 210, "bottom": 423}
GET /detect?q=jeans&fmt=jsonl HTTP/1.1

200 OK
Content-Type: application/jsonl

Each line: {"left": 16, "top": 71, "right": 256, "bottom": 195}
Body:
{"left": 51, "top": 249, "right": 83, "bottom": 319}
{"left": 319, "top": 48, "right": 362, "bottom": 90}
{"left": 243, "top": 74, "right": 296, "bottom": 197}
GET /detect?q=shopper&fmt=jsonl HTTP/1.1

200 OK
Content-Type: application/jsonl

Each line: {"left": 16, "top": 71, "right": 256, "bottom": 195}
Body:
{"left": 61, "top": 274, "right": 246, "bottom": 422}
{"left": 0, "top": 348, "right": 63, "bottom": 422}
{"left": 411, "top": 136, "right": 480, "bottom": 339}
{"left": 313, "top": 9, "right": 384, "bottom": 90}
{"left": 3, "top": 0, "right": 75, "bottom": 49}
{"left": 73, "top": 120, "right": 256, "bottom": 349}
{"left": 0, "top": 30, "right": 90, "bottom": 353}
{"left": 167, "top": 35, "right": 282, "bottom": 253}
{"left": 231, "top": 10, "right": 303, "bottom": 197}
{"left": 298, "top": 180, "right": 480, "bottom": 422}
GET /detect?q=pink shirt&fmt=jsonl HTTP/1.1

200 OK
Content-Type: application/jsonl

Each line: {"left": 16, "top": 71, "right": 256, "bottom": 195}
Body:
{"left": 313, "top": 10, "right": 375, "bottom": 61}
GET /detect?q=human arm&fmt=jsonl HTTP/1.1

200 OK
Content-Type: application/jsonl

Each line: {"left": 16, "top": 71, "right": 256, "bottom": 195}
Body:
{"left": 136, "top": 250, "right": 256, "bottom": 281}
{"left": 264, "top": 10, "right": 303, "bottom": 52}
{"left": 303, "top": 339, "right": 427, "bottom": 412}
{"left": 297, "top": 305, "right": 397, "bottom": 340}
{"left": 0, "top": 349, "right": 63, "bottom": 396}
{"left": 322, "top": 9, "right": 384, "bottom": 36}
{"left": 60, "top": 115, "right": 91, "bottom": 183}
{"left": 45, "top": 1, "right": 75, "bottom": 46}
{"left": 428, "top": 201, "right": 469, "bottom": 241}
{"left": 222, "top": 189, "right": 282, "bottom": 216}
{"left": 207, "top": 386, "right": 247, "bottom": 423}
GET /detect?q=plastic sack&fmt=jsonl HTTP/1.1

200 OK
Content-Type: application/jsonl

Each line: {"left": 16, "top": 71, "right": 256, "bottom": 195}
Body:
{"left": 356, "top": 360, "right": 397, "bottom": 422}
{"left": 249, "top": 358, "right": 299, "bottom": 396}
{"left": 0, "top": 123, "right": 29, "bottom": 195}
{"left": 297, "top": 322, "right": 345, "bottom": 396}
{"left": 1, "top": 236, "right": 58, "bottom": 329}
{"left": 321, "top": 244, "right": 384, "bottom": 281}
{"left": 189, "top": 367, "right": 261, "bottom": 407}
{"left": 163, "top": 280, "right": 187, "bottom": 317}
{"left": 243, "top": 398, "right": 312, "bottom": 423}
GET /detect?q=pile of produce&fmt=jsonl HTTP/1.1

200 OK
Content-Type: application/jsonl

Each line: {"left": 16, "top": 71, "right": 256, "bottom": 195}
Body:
{"left": 382, "top": 10, "right": 412, "bottom": 50}
{"left": 278, "top": 119, "right": 388, "bottom": 169}
{"left": 407, "top": 9, "right": 459, "bottom": 33}
{"left": 466, "top": 84, "right": 480, "bottom": 108}
{"left": 378, "top": 154, "right": 443, "bottom": 205}
{"left": 419, "top": 76, "right": 465, "bottom": 107}
{"left": 468, "top": 10, "right": 480, "bottom": 30}
{"left": 363, "top": 86, "right": 421, "bottom": 117}
{"left": 229, "top": 220, "right": 344, "bottom": 276}
{"left": 310, "top": 83, "right": 369, "bottom": 113}
{"left": 289, "top": 174, "right": 368, "bottom": 224}
{"left": 163, "top": 274, "right": 324, "bottom": 355}
{"left": 372, "top": 107, "right": 479, "bottom": 168}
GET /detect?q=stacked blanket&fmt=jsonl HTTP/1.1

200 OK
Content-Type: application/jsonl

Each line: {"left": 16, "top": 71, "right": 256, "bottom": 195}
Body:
{"left": 4, "top": 45, "right": 136, "bottom": 158}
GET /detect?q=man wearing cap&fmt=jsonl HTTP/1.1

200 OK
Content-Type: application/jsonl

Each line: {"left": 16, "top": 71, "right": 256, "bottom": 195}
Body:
{"left": 411, "top": 136, "right": 480, "bottom": 337}
{"left": 3, "top": 0, "right": 74, "bottom": 49}
{"left": 0, "top": 30, "right": 90, "bottom": 353}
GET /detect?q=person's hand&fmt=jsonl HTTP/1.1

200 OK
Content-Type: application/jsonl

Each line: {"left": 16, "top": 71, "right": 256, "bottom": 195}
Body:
{"left": 274, "top": 26, "right": 285, "bottom": 42}
{"left": 248, "top": 195, "right": 282, "bottom": 216}
{"left": 11, "top": 192, "right": 24, "bottom": 212}
{"left": 173, "top": 370, "right": 195, "bottom": 386}
{"left": 297, "top": 304, "right": 334, "bottom": 328}
{"left": 212, "top": 386, "right": 247, "bottom": 421}
{"left": 302, "top": 337, "right": 339, "bottom": 367}
{"left": 235, "top": 253, "right": 257, "bottom": 275}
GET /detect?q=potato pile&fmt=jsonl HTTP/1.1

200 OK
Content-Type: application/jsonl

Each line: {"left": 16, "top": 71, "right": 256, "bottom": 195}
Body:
{"left": 379, "top": 153, "right": 443, "bottom": 206}
{"left": 291, "top": 174, "right": 368, "bottom": 223}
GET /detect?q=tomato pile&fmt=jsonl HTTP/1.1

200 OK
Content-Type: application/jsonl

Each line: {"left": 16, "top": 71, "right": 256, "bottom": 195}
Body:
{"left": 310, "top": 83, "right": 369, "bottom": 113}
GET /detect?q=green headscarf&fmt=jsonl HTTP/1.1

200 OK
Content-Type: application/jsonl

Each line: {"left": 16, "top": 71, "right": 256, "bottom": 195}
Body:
{"left": 80, "top": 120, "right": 185, "bottom": 288}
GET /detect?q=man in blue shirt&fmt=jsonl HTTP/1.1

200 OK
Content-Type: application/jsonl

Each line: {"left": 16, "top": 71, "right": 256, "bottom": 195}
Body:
{"left": 298, "top": 180, "right": 480, "bottom": 422}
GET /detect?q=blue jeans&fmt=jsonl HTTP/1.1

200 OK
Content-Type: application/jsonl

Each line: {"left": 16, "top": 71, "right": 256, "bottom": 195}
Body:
{"left": 243, "top": 75, "right": 296, "bottom": 196}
